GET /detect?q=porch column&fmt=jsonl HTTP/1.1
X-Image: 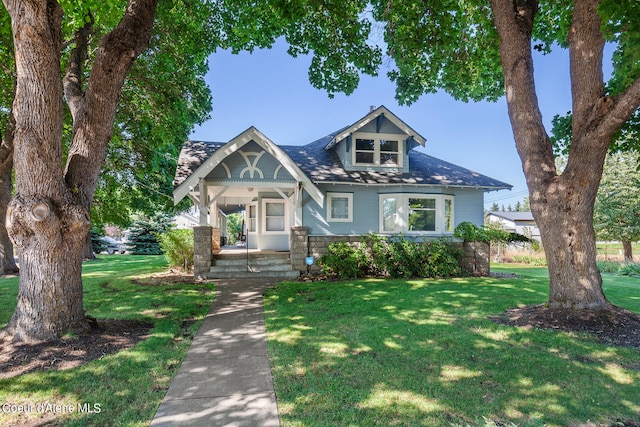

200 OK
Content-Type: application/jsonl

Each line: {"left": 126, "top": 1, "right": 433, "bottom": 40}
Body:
{"left": 194, "top": 226, "right": 213, "bottom": 278}
{"left": 290, "top": 226, "right": 309, "bottom": 272}
{"left": 198, "top": 178, "right": 208, "bottom": 226}
{"left": 294, "top": 182, "right": 303, "bottom": 227}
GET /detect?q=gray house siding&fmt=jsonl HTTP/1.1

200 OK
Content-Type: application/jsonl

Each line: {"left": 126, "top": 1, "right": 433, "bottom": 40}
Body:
{"left": 301, "top": 184, "right": 487, "bottom": 237}
{"left": 451, "top": 188, "right": 485, "bottom": 227}
{"left": 206, "top": 140, "right": 296, "bottom": 183}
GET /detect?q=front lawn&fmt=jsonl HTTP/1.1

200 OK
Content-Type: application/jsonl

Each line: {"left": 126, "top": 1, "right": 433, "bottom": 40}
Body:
{"left": 264, "top": 265, "right": 640, "bottom": 427}
{"left": 0, "top": 255, "right": 215, "bottom": 427}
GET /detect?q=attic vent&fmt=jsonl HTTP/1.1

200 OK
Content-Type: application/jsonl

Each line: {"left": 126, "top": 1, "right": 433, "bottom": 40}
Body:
{"left": 369, "top": 105, "right": 376, "bottom": 112}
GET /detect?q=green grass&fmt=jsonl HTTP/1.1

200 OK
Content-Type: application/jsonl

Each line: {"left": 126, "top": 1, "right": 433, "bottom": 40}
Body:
{"left": 0, "top": 255, "right": 215, "bottom": 427}
{"left": 264, "top": 265, "right": 640, "bottom": 427}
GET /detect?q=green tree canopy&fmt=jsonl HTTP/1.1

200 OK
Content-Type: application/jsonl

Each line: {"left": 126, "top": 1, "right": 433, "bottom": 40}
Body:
{"left": 594, "top": 151, "right": 640, "bottom": 260}
{"left": 367, "top": 0, "right": 640, "bottom": 311}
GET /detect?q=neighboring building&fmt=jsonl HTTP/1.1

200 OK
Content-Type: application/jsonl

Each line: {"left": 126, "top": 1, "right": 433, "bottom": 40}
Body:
{"left": 486, "top": 211, "right": 541, "bottom": 242}
{"left": 173, "top": 106, "right": 511, "bottom": 277}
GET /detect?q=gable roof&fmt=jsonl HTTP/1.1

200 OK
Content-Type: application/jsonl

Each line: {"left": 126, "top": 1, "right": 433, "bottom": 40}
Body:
{"left": 281, "top": 134, "right": 512, "bottom": 189}
{"left": 488, "top": 211, "right": 535, "bottom": 222}
{"left": 174, "top": 109, "right": 512, "bottom": 205}
{"left": 324, "top": 105, "right": 426, "bottom": 150}
{"left": 173, "top": 127, "right": 324, "bottom": 205}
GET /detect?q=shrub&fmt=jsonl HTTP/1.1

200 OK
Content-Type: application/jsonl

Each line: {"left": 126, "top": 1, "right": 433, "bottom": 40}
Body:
{"left": 512, "top": 255, "right": 547, "bottom": 266}
{"left": 597, "top": 260, "right": 622, "bottom": 274}
{"left": 618, "top": 263, "right": 640, "bottom": 277}
{"left": 320, "top": 241, "right": 363, "bottom": 279}
{"left": 159, "top": 229, "right": 194, "bottom": 271}
{"left": 320, "top": 235, "right": 463, "bottom": 279}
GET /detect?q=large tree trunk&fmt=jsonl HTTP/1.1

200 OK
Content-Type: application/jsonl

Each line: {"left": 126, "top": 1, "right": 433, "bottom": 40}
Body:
{"left": 490, "top": 0, "right": 640, "bottom": 310}
{"left": 1, "top": 0, "right": 157, "bottom": 343}
{"left": 1, "top": 0, "right": 89, "bottom": 342}
{"left": 621, "top": 240, "right": 633, "bottom": 262}
{"left": 533, "top": 178, "right": 608, "bottom": 309}
{"left": 0, "top": 106, "right": 18, "bottom": 275}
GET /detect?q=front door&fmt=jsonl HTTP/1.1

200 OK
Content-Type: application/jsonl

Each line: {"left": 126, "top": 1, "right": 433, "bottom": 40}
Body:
{"left": 246, "top": 196, "right": 290, "bottom": 251}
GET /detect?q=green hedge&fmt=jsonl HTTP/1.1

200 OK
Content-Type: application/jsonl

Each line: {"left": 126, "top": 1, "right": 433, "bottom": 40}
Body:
{"left": 320, "top": 235, "right": 463, "bottom": 279}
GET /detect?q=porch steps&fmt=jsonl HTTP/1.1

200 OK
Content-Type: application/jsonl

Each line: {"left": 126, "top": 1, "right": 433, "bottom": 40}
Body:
{"left": 205, "top": 252, "right": 300, "bottom": 279}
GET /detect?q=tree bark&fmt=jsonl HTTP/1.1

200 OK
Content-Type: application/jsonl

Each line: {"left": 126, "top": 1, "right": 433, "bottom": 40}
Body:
{"left": 0, "top": 102, "right": 19, "bottom": 275}
{"left": 1, "top": 0, "right": 157, "bottom": 343}
{"left": 490, "top": 0, "right": 640, "bottom": 310}
{"left": 1, "top": 0, "right": 88, "bottom": 342}
{"left": 622, "top": 240, "right": 633, "bottom": 262}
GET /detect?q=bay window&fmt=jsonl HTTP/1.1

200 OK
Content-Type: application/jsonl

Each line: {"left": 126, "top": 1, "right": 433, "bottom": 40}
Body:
{"left": 380, "top": 194, "right": 454, "bottom": 234}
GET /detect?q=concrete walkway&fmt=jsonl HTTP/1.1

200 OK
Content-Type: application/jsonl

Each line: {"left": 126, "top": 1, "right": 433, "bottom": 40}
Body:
{"left": 151, "top": 279, "right": 281, "bottom": 427}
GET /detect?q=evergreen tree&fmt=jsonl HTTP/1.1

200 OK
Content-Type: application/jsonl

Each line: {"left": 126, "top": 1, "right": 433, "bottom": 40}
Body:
{"left": 126, "top": 213, "right": 172, "bottom": 255}
{"left": 594, "top": 151, "right": 640, "bottom": 261}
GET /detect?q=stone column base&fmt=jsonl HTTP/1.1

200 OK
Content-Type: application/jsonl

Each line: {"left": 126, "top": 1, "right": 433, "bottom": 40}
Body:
{"left": 194, "top": 226, "right": 213, "bottom": 278}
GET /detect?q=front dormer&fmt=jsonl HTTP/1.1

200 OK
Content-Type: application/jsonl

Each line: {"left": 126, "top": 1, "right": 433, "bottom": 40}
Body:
{"left": 324, "top": 106, "right": 426, "bottom": 173}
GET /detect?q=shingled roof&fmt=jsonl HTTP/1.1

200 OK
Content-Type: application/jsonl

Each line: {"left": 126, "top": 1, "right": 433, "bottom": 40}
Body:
{"left": 280, "top": 131, "right": 511, "bottom": 189}
{"left": 174, "top": 140, "right": 225, "bottom": 189}
{"left": 175, "top": 133, "right": 511, "bottom": 192}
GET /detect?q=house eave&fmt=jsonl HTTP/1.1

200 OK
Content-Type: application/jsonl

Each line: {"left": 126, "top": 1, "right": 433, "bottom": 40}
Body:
{"left": 313, "top": 180, "right": 512, "bottom": 192}
{"left": 173, "top": 127, "right": 325, "bottom": 206}
{"left": 324, "top": 106, "right": 427, "bottom": 150}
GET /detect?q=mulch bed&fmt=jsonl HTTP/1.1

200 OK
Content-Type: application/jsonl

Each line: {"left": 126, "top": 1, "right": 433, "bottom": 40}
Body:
{"left": 491, "top": 304, "right": 640, "bottom": 349}
{"left": 0, "top": 319, "right": 152, "bottom": 379}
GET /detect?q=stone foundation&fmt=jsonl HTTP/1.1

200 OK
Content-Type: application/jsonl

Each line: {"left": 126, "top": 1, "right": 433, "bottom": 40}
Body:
{"left": 291, "top": 230, "right": 490, "bottom": 276}
{"left": 194, "top": 226, "right": 213, "bottom": 278}
{"left": 460, "top": 241, "right": 490, "bottom": 276}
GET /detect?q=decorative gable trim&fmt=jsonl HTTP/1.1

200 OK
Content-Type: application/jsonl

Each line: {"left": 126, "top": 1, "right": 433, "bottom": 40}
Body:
{"left": 324, "top": 105, "right": 427, "bottom": 151}
{"left": 173, "top": 126, "right": 324, "bottom": 206}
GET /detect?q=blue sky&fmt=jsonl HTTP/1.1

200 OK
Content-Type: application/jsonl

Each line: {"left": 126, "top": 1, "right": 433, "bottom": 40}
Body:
{"left": 190, "top": 38, "right": 578, "bottom": 210}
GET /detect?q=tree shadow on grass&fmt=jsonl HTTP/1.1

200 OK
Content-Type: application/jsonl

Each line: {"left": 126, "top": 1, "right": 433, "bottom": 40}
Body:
{"left": 265, "top": 277, "right": 640, "bottom": 426}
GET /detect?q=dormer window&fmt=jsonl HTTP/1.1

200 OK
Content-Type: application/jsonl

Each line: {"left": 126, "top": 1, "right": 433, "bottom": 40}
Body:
{"left": 353, "top": 132, "right": 403, "bottom": 167}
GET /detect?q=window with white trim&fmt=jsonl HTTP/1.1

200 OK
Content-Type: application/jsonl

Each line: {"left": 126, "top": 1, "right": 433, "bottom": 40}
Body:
{"left": 327, "top": 192, "right": 353, "bottom": 222}
{"left": 352, "top": 132, "right": 403, "bottom": 167}
{"left": 262, "top": 199, "right": 288, "bottom": 234}
{"left": 379, "top": 194, "right": 454, "bottom": 234}
{"left": 247, "top": 204, "right": 257, "bottom": 232}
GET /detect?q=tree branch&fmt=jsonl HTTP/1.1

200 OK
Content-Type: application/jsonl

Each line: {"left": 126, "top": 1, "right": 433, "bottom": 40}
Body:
{"left": 64, "top": 0, "right": 158, "bottom": 208}
{"left": 568, "top": 0, "right": 606, "bottom": 140}
{"left": 490, "top": 0, "right": 557, "bottom": 187}
{"left": 598, "top": 77, "right": 640, "bottom": 140}
{"left": 63, "top": 13, "right": 94, "bottom": 119}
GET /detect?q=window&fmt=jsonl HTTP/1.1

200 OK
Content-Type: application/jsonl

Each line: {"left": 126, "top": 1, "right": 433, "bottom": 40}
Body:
{"left": 262, "top": 199, "right": 289, "bottom": 234}
{"left": 444, "top": 198, "right": 453, "bottom": 232}
{"left": 408, "top": 198, "right": 436, "bottom": 232}
{"left": 248, "top": 204, "right": 257, "bottom": 232}
{"left": 355, "top": 138, "right": 375, "bottom": 164}
{"left": 352, "top": 132, "right": 403, "bottom": 167}
{"left": 265, "top": 202, "right": 285, "bottom": 232}
{"left": 380, "top": 139, "right": 400, "bottom": 166}
{"left": 327, "top": 193, "right": 353, "bottom": 222}
{"left": 382, "top": 196, "right": 398, "bottom": 232}
{"left": 380, "top": 194, "right": 454, "bottom": 234}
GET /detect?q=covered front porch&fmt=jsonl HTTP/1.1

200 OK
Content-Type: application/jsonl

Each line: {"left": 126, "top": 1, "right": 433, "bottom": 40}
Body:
{"left": 191, "top": 181, "right": 305, "bottom": 252}
{"left": 172, "top": 127, "right": 324, "bottom": 278}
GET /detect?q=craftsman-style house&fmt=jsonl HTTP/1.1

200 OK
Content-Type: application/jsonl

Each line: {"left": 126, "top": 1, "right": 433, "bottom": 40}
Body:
{"left": 173, "top": 106, "right": 511, "bottom": 278}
